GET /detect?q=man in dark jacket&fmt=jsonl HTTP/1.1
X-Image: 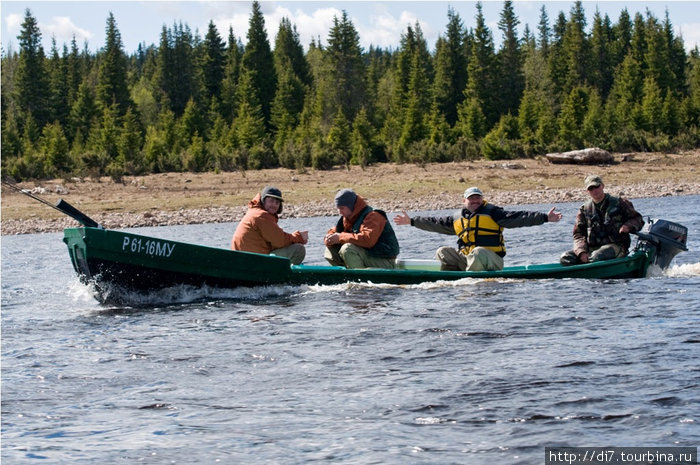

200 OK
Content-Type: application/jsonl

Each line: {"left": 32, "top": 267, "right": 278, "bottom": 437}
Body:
{"left": 394, "top": 187, "right": 562, "bottom": 271}
{"left": 560, "top": 175, "right": 644, "bottom": 265}
{"left": 324, "top": 189, "right": 400, "bottom": 269}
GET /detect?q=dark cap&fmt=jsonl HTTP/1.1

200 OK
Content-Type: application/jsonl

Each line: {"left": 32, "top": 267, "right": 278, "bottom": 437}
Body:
{"left": 261, "top": 186, "right": 284, "bottom": 202}
{"left": 584, "top": 175, "right": 603, "bottom": 189}
{"left": 334, "top": 188, "right": 357, "bottom": 210}
{"left": 261, "top": 186, "right": 283, "bottom": 214}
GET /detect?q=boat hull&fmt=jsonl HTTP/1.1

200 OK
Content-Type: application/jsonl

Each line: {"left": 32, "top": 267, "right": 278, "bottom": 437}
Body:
{"left": 63, "top": 227, "right": 653, "bottom": 303}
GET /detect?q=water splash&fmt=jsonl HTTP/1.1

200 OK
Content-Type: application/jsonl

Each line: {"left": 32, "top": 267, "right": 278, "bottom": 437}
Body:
{"left": 78, "top": 281, "right": 307, "bottom": 307}
{"left": 664, "top": 262, "right": 700, "bottom": 277}
{"left": 68, "top": 279, "right": 102, "bottom": 303}
{"left": 304, "top": 277, "right": 490, "bottom": 293}
{"left": 68, "top": 262, "right": 698, "bottom": 307}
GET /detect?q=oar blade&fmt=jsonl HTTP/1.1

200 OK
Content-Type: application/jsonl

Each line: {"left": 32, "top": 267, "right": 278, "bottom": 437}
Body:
{"left": 55, "top": 199, "right": 100, "bottom": 228}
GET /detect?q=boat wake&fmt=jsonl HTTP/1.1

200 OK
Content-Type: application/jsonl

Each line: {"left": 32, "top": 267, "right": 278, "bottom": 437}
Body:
{"left": 69, "top": 276, "right": 497, "bottom": 307}
{"left": 69, "top": 262, "right": 698, "bottom": 308}
{"left": 304, "top": 277, "right": 495, "bottom": 293}
{"left": 71, "top": 279, "right": 308, "bottom": 307}
{"left": 663, "top": 262, "right": 700, "bottom": 277}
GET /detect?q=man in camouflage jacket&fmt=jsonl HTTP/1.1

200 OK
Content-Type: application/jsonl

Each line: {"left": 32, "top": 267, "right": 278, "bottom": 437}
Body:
{"left": 560, "top": 175, "right": 644, "bottom": 265}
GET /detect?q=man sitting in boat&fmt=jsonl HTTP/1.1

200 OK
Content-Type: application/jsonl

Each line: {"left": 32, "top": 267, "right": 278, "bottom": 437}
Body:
{"left": 231, "top": 186, "right": 308, "bottom": 265}
{"left": 560, "top": 175, "right": 644, "bottom": 266}
{"left": 323, "top": 189, "right": 400, "bottom": 269}
{"left": 394, "top": 187, "right": 562, "bottom": 271}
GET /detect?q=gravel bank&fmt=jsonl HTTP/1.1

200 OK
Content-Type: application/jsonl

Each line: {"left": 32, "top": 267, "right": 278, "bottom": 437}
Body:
{"left": 3, "top": 181, "right": 698, "bottom": 236}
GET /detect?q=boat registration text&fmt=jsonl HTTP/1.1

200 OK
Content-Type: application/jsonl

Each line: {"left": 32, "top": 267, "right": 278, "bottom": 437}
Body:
{"left": 122, "top": 236, "right": 176, "bottom": 257}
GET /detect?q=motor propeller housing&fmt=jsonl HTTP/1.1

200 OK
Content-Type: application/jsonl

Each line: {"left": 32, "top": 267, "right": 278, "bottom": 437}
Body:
{"left": 636, "top": 219, "right": 688, "bottom": 269}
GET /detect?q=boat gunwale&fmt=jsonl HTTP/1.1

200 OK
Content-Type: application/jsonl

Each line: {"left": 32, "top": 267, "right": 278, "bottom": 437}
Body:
{"left": 63, "top": 227, "right": 653, "bottom": 287}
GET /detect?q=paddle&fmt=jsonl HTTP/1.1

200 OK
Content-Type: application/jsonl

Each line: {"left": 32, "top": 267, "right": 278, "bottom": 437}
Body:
{"left": 1, "top": 178, "right": 101, "bottom": 228}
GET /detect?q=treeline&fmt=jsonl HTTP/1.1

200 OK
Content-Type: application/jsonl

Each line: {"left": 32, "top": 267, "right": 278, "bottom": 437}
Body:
{"left": 2, "top": 1, "right": 700, "bottom": 181}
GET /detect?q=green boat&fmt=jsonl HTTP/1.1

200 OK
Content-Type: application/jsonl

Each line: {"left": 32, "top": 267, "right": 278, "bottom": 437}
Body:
{"left": 63, "top": 218, "right": 688, "bottom": 304}
{"left": 3, "top": 181, "right": 687, "bottom": 305}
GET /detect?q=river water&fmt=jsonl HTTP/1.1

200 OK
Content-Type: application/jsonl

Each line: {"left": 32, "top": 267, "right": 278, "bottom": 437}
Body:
{"left": 2, "top": 195, "right": 699, "bottom": 464}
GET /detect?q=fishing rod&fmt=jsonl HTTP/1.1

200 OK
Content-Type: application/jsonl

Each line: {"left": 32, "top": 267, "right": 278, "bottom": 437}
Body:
{"left": 1, "top": 178, "right": 101, "bottom": 228}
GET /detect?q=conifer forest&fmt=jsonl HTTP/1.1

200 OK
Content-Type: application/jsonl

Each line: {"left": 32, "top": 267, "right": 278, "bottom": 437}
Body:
{"left": 2, "top": 1, "right": 700, "bottom": 181}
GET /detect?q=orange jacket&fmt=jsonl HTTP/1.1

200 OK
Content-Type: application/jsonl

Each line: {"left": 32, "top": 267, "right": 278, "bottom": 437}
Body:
{"left": 326, "top": 195, "right": 387, "bottom": 249}
{"left": 231, "top": 193, "right": 305, "bottom": 254}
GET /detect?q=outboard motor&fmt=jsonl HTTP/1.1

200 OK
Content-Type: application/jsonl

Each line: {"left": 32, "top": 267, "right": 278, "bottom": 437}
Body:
{"left": 636, "top": 219, "right": 688, "bottom": 269}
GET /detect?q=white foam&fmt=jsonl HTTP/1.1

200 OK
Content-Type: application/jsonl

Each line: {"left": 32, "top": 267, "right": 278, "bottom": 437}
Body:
{"left": 305, "top": 277, "right": 489, "bottom": 293}
{"left": 75, "top": 282, "right": 307, "bottom": 307}
{"left": 664, "top": 262, "right": 700, "bottom": 277}
{"left": 68, "top": 278, "right": 101, "bottom": 303}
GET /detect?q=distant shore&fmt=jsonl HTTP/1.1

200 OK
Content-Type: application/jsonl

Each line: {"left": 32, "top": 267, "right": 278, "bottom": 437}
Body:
{"left": 2, "top": 150, "right": 699, "bottom": 235}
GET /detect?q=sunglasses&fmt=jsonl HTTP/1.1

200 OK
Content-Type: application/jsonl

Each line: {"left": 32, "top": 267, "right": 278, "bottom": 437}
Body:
{"left": 587, "top": 185, "right": 601, "bottom": 191}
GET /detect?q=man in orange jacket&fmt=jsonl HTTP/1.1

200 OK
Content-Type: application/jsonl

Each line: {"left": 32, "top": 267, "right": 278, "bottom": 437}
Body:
{"left": 323, "top": 188, "right": 400, "bottom": 269}
{"left": 231, "top": 186, "right": 308, "bottom": 265}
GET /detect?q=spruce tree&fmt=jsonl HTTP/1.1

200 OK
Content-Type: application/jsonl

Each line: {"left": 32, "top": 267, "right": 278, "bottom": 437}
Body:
{"left": 48, "top": 39, "right": 70, "bottom": 129}
{"left": 464, "top": 3, "right": 497, "bottom": 126}
{"left": 234, "top": 69, "right": 267, "bottom": 150}
{"left": 558, "top": 86, "right": 589, "bottom": 148}
{"left": 200, "top": 21, "right": 226, "bottom": 105}
{"left": 14, "top": 9, "right": 51, "bottom": 130}
{"left": 97, "top": 13, "right": 132, "bottom": 115}
{"left": 456, "top": 97, "right": 487, "bottom": 140}
{"left": 641, "top": 76, "right": 663, "bottom": 133}
{"left": 660, "top": 89, "right": 680, "bottom": 135}
{"left": 643, "top": 13, "right": 673, "bottom": 95}
{"left": 611, "top": 9, "right": 633, "bottom": 67}
{"left": 39, "top": 122, "right": 71, "bottom": 176}
{"left": 548, "top": 11, "right": 568, "bottom": 98}
{"left": 432, "top": 8, "right": 467, "bottom": 127}
{"left": 365, "top": 46, "right": 392, "bottom": 128}
{"left": 561, "top": 1, "right": 590, "bottom": 94}
{"left": 155, "top": 23, "right": 196, "bottom": 117}
{"left": 241, "top": 1, "right": 277, "bottom": 129}
{"left": 350, "top": 107, "right": 375, "bottom": 166}
{"left": 119, "top": 108, "right": 145, "bottom": 174}
{"left": 326, "top": 11, "right": 366, "bottom": 122}
{"left": 609, "top": 53, "right": 643, "bottom": 130}
{"left": 399, "top": 52, "right": 430, "bottom": 151}
{"left": 271, "top": 65, "right": 305, "bottom": 153}
{"left": 629, "top": 13, "right": 647, "bottom": 79}
{"left": 327, "top": 107, "right": 351, "bottom": 165}
{"left": 178, "top": 98, "right": 204, "bottom": 144}
{"left": 274, "top": 17, "right": 311, "bottom": 87}
{"left": 68, "top": 81, "right": 99, "bottom": 147}
{"left": 270, "top": 16, "right": 309, "bottom": 149}
{"left": 496, "top": 0, "right": 524, "bottom": 117}
{"left": 664, "top": 11, "right": 687, "bottom": 96}
{"left": 66, "top": 38, "right": 83, "bottom": 106}
{"left": 582, "top": 88, "right": 605, "bottom": 146}
{"left": 537, "top": 5, "right": 551, "bottom": 56}
{"left": 589, "top": 10, "right": 614, "bottom": 98}
{"left": 221, "top": 27, "right": 243, "bottom": 122}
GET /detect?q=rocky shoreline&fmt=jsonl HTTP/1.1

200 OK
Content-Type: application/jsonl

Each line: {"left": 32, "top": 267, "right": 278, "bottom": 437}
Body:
{"left": 3, "top": 180, "right": 698, "bottom": 236}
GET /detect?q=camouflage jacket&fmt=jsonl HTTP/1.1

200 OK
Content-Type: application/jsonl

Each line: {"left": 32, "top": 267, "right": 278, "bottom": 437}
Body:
{"left": 573, "top": 194, "right": 644, "bottom": 256}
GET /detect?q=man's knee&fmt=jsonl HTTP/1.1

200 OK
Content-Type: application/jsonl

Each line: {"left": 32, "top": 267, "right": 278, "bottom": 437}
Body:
{"left": 560, "top": 250, "right": 579, "bottom": 266}
{"left": 339, "top": 243, "right": 367, "bottom": 269}
{"left": 590, "top": 244, "right": 624, "bottom": 262}
{"left": 288, "top": 243, "right": 306, "bottom": 265}
{"left": 436, "top": 246, "right": 465, "bottom": 271}
{"left": 467, "top": 247, "right": 503, "bottom": 271}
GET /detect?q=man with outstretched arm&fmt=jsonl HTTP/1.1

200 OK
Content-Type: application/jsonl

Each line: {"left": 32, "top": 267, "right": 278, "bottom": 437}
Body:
{"left": 394, "top": 187, "right": 562, "bottom": 271}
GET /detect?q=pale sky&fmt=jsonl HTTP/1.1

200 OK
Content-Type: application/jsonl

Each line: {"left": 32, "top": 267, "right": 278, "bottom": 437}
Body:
{"left": 2, "top": 1, "right": 699, "bottom": 55}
